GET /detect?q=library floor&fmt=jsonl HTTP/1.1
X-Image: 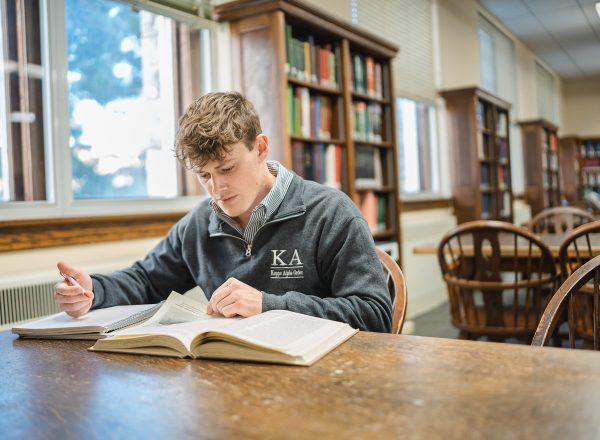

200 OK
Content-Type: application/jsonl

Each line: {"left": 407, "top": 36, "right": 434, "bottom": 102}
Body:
{"left": 411, "top": 301, "right": 458, "bottom": 339}
{"left": 412, "top": 301, "right": 575, "bottom": 348}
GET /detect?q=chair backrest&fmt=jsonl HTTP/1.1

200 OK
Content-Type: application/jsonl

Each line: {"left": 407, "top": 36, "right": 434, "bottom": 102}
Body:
{"left": 556, "top": 220, "right": 600, "bottom": 344}
{"left": 437, "top": 220, "right": 558, "bottom": 341}
{"left": 532, "top": 254, "right": 600, "bottom": 349}
{"left": 527, "top": 206, "right": 595, "bottom": 234}
{"left": 375, "top": 247, "right": 407, "bottom": 335}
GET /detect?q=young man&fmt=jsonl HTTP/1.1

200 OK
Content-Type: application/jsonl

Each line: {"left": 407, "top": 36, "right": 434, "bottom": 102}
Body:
{"left": 54, "top": 92, "right": 392, "bottom": 332}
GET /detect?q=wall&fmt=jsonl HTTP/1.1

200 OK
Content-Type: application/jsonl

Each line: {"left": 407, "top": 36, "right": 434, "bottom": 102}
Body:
{"left": 562, "top": 77, "right": 600, "bottom": 137}
{"left": 401, "top": 209, "right": 455, "bottom": 318}
{"left": 437, "top": 0, "right": 480, "bottom": 89}
{"left": 0, "top": 238, "right": 161, "bottom": 287}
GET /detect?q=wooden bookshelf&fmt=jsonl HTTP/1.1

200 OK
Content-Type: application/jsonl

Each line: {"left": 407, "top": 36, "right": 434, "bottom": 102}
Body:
{"left": 561, "top": 136, "right": 600, "bottom": 205}
{"left": 559, "top": 136, "right": 582, "bottom": 205}
{"left": 215, "top": 0, "right": 402, "bottom": 263}
{"left": 440, "top": 87, "right": 513, "bottom": 224}
{"left": 519, "top": 119, "right": 561, "bottom": 216}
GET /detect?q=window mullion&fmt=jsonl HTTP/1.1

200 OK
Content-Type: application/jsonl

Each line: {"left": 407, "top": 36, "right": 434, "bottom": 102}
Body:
{"left": 42, "top": 0, "right": 71, "bottom": 215}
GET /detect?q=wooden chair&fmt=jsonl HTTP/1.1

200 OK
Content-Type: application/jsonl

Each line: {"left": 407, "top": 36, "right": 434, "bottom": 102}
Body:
{"left": 437, "top": 220, "right": 559, "bottom": 342}
{"left": 555, "top": 220, "right": 600, "bottom": 345}
{"left": 376, "top": 247, "right": 407, "bottom": 334}
{"left": 527, "top": 206, "right": 595, "bottom": 234}
{"left": 532, "top": 254, "right": 600, "bottom": 349}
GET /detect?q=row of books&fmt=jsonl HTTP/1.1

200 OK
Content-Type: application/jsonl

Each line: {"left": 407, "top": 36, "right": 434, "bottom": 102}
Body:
{"left": 477, "top": 134, "right": 508, "bottom": 161}
{"left": 480, "top": 164, "right": 510, "bottom": 189}
{"left": 542, "top": 169, "right": 559, "bottom": 189}
{"left": 542, "top": 150, "right": 559, "bottom": 171}
{"left": 496, "top": 112, "right": 508, "bottom": 136}
{"left": 580, "top": 141, "right": 600, "bottom": 158}
{"left": 479, "top": 163, "right": 510, "bottom": 190}
{"left": 291, "top": 141, "right": 343, "bottom": 189}
{"left": 359, "top": 191, "right": 387, "bottom": 233}
{"left": 580, "top": 157, "right": 600, "bottom": 168}
{"left": 481, "top": 192, "right": 511, "bottom": 219}
{"left": 476, "top": 102, "right": 489, "bottom": 130}
{"left": 285, "top": 24, "right": 339, "bottom": 88}
{"left": 497, "top": 138, "right": 508, "bottom": 161}
{"left": 288, "top": 85, "right": 336, "bottom": 140}
{"left": 543, "top": 131, "right": 558, "bottom": 151}
{"left": 476, "top": 102, "right": 509, "bottom": 135}
{"left": 582, "top": 170, "right": 600, "bottom": 188}
{"left": 351, "top": 53, "right": 384, "bottom": 98}
{"left": 477, "top": 132, "right": 492, "bottom": 160}
{"left": 353, "top": 101, "right": 383, "bottom": 142}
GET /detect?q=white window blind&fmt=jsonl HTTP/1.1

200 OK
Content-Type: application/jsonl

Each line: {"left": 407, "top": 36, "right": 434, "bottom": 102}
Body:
{"left": 536, "top": 61, "right": 556, "bottom": 122}
{"left": 354, "top": 0, "right": 436, "bottom": 103}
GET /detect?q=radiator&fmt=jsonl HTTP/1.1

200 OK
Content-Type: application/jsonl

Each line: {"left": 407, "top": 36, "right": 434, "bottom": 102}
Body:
{"left": 0, "top": 281, "right": 59, "bottom": 330}
{"left": 0, "top": 263, "right": 124, "bottom": 331}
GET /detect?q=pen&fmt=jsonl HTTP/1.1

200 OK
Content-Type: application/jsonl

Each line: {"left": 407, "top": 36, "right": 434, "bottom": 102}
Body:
{"left": 60, "top": 273, "right": 92, "bottom": 298}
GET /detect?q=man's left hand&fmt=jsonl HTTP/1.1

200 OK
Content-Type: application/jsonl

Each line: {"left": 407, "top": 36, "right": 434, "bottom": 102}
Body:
{"left": 207, "top": 277, "right": 263, "bottom": 317}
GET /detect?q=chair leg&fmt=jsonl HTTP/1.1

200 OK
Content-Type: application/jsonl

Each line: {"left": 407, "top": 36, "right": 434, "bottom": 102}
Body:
{"left": 458, "top": 330, "right": 472, "bottom": 340}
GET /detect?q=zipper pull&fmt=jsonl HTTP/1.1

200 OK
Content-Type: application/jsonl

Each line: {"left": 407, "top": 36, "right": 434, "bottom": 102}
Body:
{"left": 245, "top": 244, "right": 252, "bottom": 257}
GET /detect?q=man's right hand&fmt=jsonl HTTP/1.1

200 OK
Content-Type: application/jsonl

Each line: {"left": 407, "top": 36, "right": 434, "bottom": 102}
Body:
{"left": 54, "top": 261, "right": 94, "bottom": 318}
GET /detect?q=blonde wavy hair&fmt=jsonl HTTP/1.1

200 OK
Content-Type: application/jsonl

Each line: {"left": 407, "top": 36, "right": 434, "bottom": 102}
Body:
{"left": 175, "top": 91, "right": 262, "bottom": 170}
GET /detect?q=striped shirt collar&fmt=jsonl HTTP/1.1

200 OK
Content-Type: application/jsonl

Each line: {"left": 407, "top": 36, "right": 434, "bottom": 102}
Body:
{"left": 210, "top": 161, "right": 294, "bottom": 240}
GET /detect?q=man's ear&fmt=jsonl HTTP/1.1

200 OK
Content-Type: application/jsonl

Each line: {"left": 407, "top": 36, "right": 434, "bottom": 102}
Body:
{"left": 256, "top": 134, "right": 269, "bottom": 159}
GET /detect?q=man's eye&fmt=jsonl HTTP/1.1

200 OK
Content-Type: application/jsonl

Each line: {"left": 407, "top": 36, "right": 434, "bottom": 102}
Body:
{"left": 199, "top": 174, "right": 209, "bottom": 180}
{"left": 222, "top": 167, "right": 233, "bottom": 173}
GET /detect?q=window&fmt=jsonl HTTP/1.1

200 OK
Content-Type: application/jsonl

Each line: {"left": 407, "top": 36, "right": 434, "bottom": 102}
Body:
{"left": 0, "top": 0, "right": 46, "bottom": 202}
{"left": 0, "top": 0, "right": 214, "bottom": 219}
{"left": 535, "top": 61, "right": 556, "bottom": 123}
{"left": 396, "top": 97, "right": 439, "bottom": 196}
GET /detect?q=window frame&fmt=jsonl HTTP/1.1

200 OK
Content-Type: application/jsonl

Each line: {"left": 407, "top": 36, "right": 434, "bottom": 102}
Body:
{"left": 0, "top": 0, "right": 217, "bottom": 251}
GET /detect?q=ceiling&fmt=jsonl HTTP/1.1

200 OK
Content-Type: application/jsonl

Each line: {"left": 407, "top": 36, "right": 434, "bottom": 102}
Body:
{"left": 479, "top": 0, "right": 600, "bottom": 80}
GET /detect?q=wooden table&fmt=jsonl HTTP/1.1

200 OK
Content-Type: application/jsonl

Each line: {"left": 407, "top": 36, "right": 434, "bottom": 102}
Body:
{"left": 413, "top": 233, "right": 600, "bottom": 258}
{"left": 2, "top": 331, "right": 600, "bottom": 439}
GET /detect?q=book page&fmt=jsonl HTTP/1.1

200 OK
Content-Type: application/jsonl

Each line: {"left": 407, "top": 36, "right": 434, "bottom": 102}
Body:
{"left": 111, "top": 316, "right": 234, "bottom": 350}
{"left": 144, "top": 291, "right": 209, "bottom": 326}
{"left": 12, "top": 304, "right": 157, "bottom": 335}
{"left": 207, "top": 310, "right": 350, "bottom": 354}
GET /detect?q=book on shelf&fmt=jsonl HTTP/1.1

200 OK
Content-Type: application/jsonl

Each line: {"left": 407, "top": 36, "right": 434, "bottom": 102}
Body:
{"left": 351, "top": 52, "right": 383, "bottom": 98}
{"left": 285, "top": 23, "right": 338, "bottom": 87}
{"left": 287, "top": 85, "right": 334, "bottom": 140}
{"left": 352, "top": 101, "right": 382, "bottom": 142}
{"left": 496, "top": 112, "right": 508, "bottom": 136}
{"left": 480, "top": 163, "right": 490, "bottom": 186}
{"left": 481, "top": 193, "right": 492, "bottom": 218}
{"left": 291, "top": 141, "right": 342, "bottom": 188}
{"left": 359, "top": 191, "right": 386, "bottom": 233}
{"left": 91, "top": 298, "right": 357, "bottom": 366}
{"left": 11, "top": 290, "right": 208, "bottom": 340}
{"left": 476, "top": 101, "right": 487, "bottom": 129}
{"left": 354, "top": 144, "right": 383, "bottom": 189}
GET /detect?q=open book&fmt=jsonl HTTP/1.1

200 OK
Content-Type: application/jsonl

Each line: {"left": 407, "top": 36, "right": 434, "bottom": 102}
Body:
{"left": 90, "top": 308, "right": 358, "bottom": 366}
{"left": 12, "top": 290, "right": 208, "bottom": 340}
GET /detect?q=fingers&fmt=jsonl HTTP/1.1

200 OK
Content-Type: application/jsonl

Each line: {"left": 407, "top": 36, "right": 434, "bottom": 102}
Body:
{"left": 208, "top": 277, "right": 262, "bottom": 318}
{"left": 55, "top": 290, "right": 94, "bottom": 318}
{"left": 57, "top": 260, "right": 82, "bottom": 280}
{"left": 55, "top": 260, "right": 94, "bottom": 318}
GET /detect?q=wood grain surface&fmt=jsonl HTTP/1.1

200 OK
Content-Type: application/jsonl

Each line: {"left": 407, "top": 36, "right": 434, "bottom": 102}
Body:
{"left": 2, "top": 331, "right": 600, "bottom": 439}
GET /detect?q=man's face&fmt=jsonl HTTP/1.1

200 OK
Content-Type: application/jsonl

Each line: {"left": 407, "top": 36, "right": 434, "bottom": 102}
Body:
{"left": 196, "top": 136, "right": 270, "bottom": 228}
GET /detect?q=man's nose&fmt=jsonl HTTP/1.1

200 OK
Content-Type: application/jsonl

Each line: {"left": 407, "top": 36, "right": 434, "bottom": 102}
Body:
{"left": 211, "top": 175, "right": 228, "bottom": 190}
